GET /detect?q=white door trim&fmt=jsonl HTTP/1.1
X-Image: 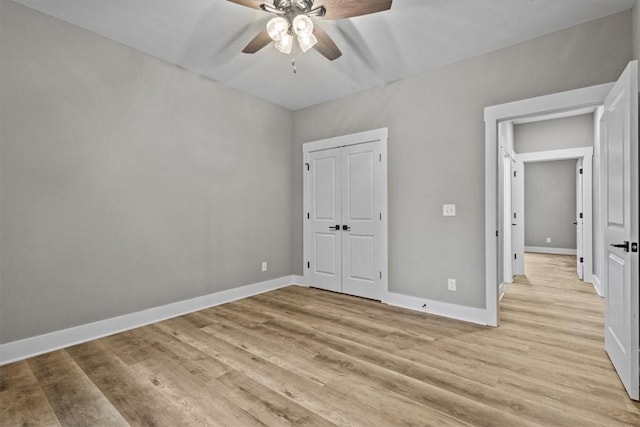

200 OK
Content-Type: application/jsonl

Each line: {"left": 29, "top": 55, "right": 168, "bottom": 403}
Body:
{"left": 303, "top": 128, "right": 388, "bottom": 153}
{"left": 516, "top": 147, "right": 593, "bottom": 163}
{"left": 302, "top": 128, "right": 388, "bottom": 298}
{"left": 485, "top": 83, "right": 613, "bottom": 326}
{"left": 592, "top": 106, "right": 606, "bottom": 297}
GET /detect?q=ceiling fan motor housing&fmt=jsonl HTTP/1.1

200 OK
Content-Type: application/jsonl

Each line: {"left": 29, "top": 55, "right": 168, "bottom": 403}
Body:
{"left": 274, "top": 0, "right": 313, "bottom": 12}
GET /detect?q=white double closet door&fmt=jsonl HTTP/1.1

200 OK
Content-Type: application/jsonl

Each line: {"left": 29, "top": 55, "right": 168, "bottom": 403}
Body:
{"left": 304, "top": 133, "right": 387, "bottom": 301}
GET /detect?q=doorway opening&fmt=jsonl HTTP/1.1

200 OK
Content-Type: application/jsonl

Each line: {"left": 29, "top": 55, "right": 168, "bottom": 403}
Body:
{"left": 498, "top": 109, "right": 597, "bottom": 299}
{"left": 484, "top": 82, "right": 613, "bottom": 327}
{"left": 499, "top": 111, "right": 598, "bottom": 299}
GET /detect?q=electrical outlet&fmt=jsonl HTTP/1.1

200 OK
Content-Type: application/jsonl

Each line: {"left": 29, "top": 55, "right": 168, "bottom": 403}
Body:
{"left": 261, "top": 262, "right": 268, "bottom": 272}
{"left": 546, "top": 237, "right": 551, "bottom": 243}
{"left": 443, "top": 204, "right": 456, "bottom": 217}
{"left": 448, "top": 278, "right": 456, "bottom": 291}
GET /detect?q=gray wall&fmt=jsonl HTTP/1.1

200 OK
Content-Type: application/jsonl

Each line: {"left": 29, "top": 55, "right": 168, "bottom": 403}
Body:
{"left": 0, "top": 0, "right": 293, "bottom": 344}
{"left": 524, "top": 161, "right": 577, "bottom": 249}
{"left": 292, "top": 11, "right": 631, "bottom": 309}
{"left": 514, "top": 114, "right": 594, "bottom": 154}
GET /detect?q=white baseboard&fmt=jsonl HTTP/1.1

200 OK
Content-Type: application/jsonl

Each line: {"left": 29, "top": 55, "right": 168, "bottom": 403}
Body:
{"left": 292, "top": 275, "right": 305, "bottom": 286}
{"left": 525, "top": 246, "right": 577, "bottom": 255}
{"left": 0, "top": 275, "right": 296, "bottom": 366}
{"left": 382, "top": 291, "right": 486, "bottom": 326}
{"left": 592, "top": 275, "right": 604, "bottom": 297}
{"left": 499, "top": 282, "right": 510, "bottom": 300}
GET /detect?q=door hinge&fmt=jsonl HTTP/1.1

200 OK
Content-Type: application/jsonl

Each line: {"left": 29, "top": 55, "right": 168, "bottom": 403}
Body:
{"left": 580, "top": 257, "right": 584, "bottom": 263}
{"left": 579, "top": 212, "right": 583, "bottom": 219}
{"left": 307, "top": 261, "right": 310, "bottom": 269}
{"left": 579, "top": 168, "right": 583, "bottom": 174}
{"left": 305, "top": 162, "right": 310, "bottom": 171}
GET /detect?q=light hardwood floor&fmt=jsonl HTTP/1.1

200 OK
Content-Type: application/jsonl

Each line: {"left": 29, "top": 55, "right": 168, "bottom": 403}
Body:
{"left": 2, "top": 253, "right": 640, "bottom": 426}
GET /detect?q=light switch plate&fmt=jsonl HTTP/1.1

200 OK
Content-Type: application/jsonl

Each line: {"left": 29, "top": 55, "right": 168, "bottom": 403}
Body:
{"left": 443, "top": 204, "right": 456, "bottom": 217}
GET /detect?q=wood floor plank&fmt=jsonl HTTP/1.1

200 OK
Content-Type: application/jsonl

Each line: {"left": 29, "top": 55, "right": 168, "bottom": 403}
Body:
{"left": 0, "top": 361, "right": 60, "bottom": 427}
{"left": 0, "top": 362, "right": 35, "bottom": 393}
{"left": 130, "top": 356, "right": 268, "bottom": 426}
{"left": 27, "top": 351, "right": 128, "bottom": 427}
{"left": 212, "top": 370, "right": 336, "bottom": 427}
{"left": 65, "top": 341, "right": 202, "bottom": 426}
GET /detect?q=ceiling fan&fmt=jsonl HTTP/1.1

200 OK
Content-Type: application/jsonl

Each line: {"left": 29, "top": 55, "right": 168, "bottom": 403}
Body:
{"left": 227, "top": 0, "right": 393, "bottom": 61}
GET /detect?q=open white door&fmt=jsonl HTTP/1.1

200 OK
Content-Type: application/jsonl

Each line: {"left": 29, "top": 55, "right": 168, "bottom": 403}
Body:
{"left": 602, "top": 61, "right": 639, "bottom": 401}
{"left": 512, "top": 158, "right": 525, "bottom": 276}
{"left": 576, "top": 158, "right": 584, "bottom": 280}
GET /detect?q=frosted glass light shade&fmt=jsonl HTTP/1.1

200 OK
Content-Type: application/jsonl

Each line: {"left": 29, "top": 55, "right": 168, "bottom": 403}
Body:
{"left": 267, "top": 17, "right": 289, "bottom": 41}
{"left": 275, "top": 32, "right": 294, "bottom": 54}
{"left": 292, "top": 15, "right": 314, "bottom": 37}
{"left": 297, "top": 33, "right": 317, "bottom": 52}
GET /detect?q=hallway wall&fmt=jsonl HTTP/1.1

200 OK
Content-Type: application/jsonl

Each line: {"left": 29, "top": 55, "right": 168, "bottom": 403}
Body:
{"left": 524, "top": 160, "right": 578, "bottom": 250}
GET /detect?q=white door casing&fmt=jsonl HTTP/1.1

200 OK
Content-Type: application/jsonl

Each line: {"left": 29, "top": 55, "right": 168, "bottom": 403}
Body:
{"left": 485, "top": 82, "right": 612, "bottom": 327}
{"left": 601, "top": 61, "right": 639, "bottom": 401}
{"left": 576, "top": 158, "right": 584, "bottom": 280}
{"left": 303, "top": 128, "right": 388, "bottom": 301}
{"left": 498, "top": 121, "right": 515, "bottom": 285}
{"left": 593, "top": 106, "right": 606, "bottom": 296}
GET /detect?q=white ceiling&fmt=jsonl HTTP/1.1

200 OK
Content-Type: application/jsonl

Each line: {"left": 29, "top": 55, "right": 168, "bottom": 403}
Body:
{"left": 13, "top": 0, "right": 636, "bottom": 110}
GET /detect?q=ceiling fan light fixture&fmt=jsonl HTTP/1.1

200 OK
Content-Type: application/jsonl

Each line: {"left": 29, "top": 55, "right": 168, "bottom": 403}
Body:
{"left": 267, "top": 17, "right": 289, "bottom": 41}
{"left": 275, "top": 32, "right": 294, "bottom": 54}
{"left": 297, "top": 33, "right": 317, "bottom": 52}
{"left": 292, "top": 14, "right": 314, "bottom": 37}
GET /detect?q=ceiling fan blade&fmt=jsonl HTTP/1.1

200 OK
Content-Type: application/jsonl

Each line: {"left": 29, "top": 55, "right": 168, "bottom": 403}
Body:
{"left": 313, "top": 26, "right": 342, "bottom": 61}
{"left": 227, "top": 0, "right": 268, "bottom": 11}
{"left": 242, "top": 30, "right": 272, "bottom": 54}
{"left": 315, "top": 0, "right": 392, "bottom": 20}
